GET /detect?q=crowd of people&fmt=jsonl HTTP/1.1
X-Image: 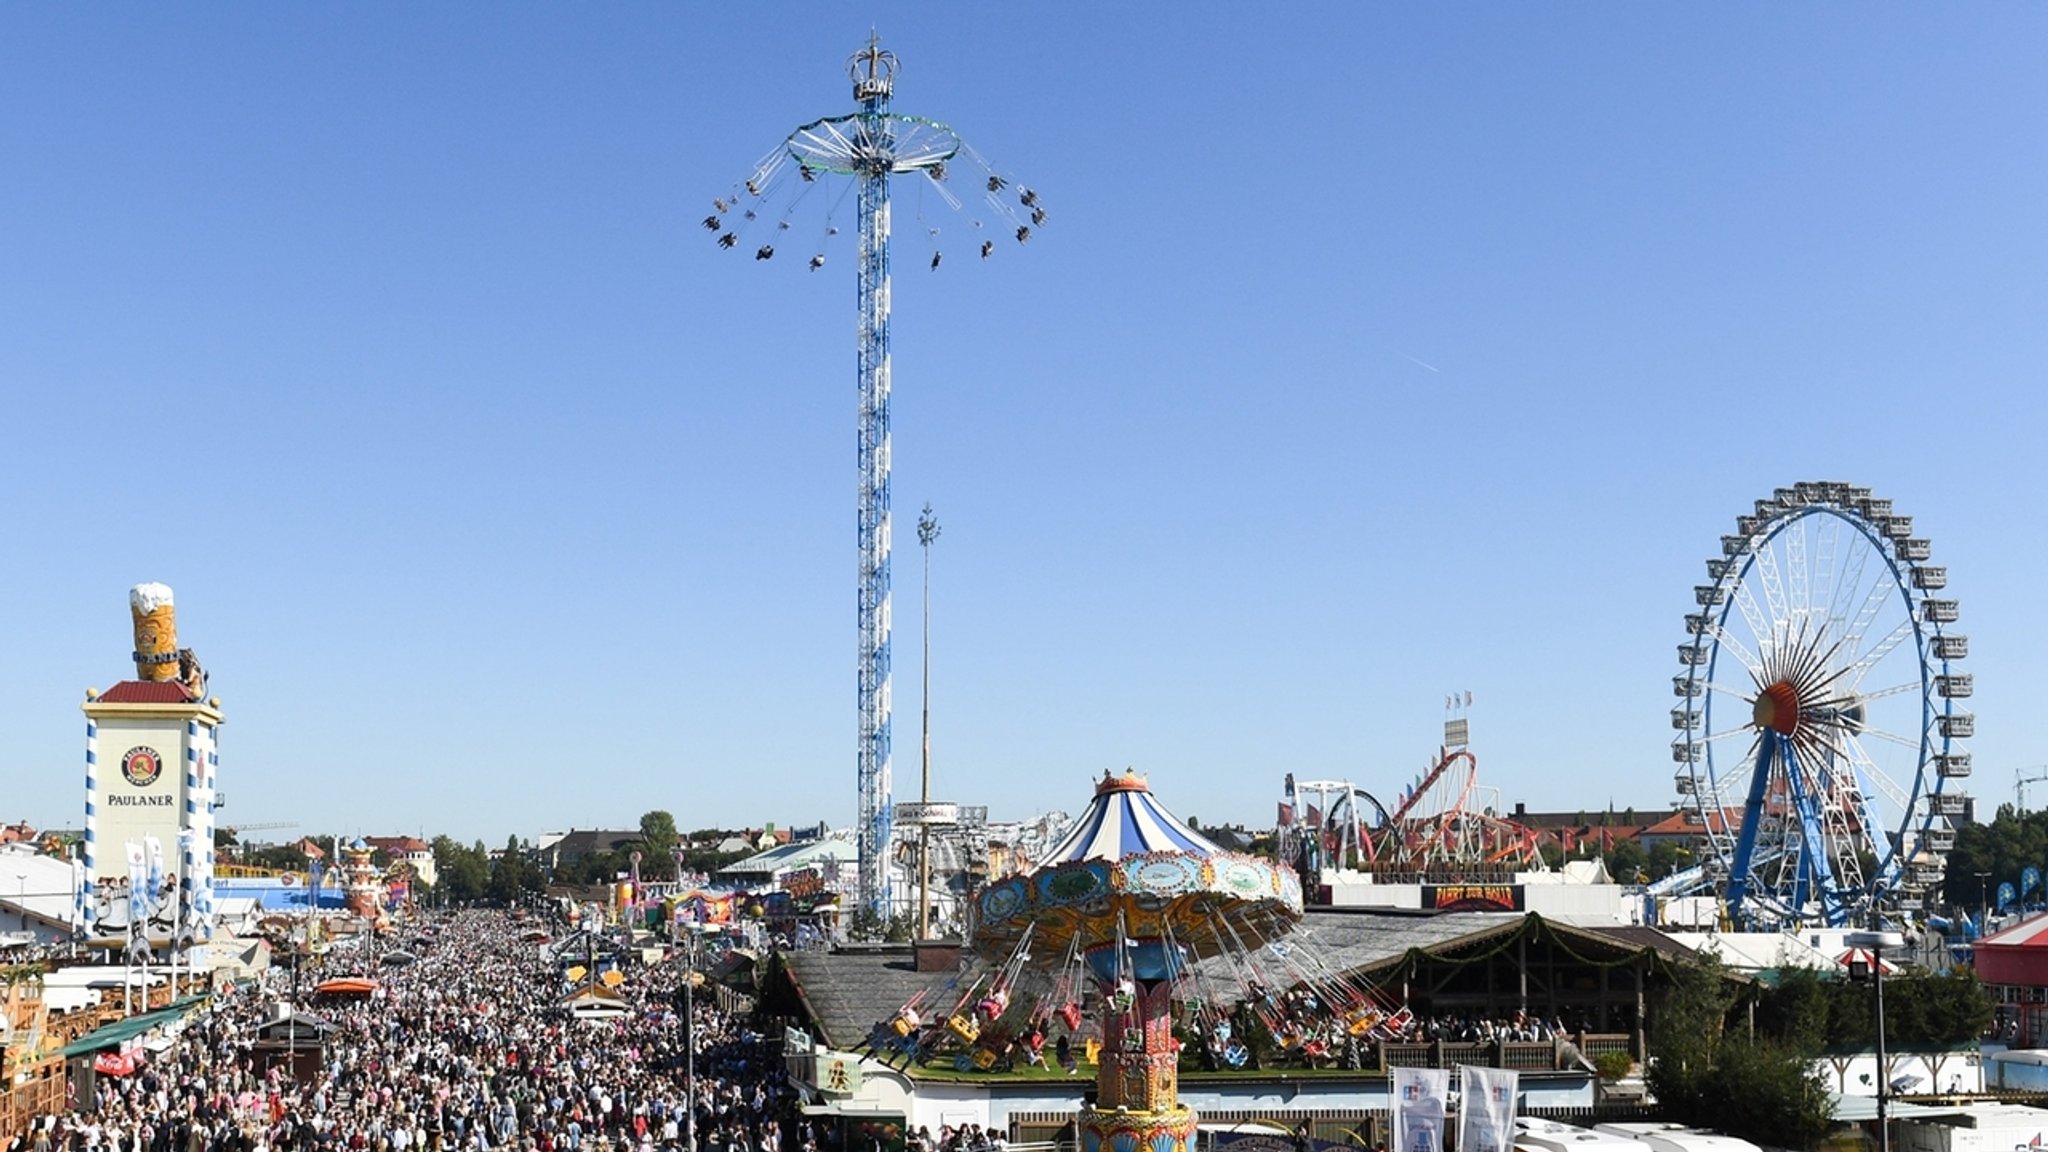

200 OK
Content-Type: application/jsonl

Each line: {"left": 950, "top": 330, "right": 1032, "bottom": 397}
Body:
{"left": 6, "top": 911, "right": 817, "bottom": 1152}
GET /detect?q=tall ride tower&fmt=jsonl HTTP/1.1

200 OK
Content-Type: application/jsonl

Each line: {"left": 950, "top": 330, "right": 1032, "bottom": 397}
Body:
{"left": 711, "top": 37, "right": 1044, "bottom": 917}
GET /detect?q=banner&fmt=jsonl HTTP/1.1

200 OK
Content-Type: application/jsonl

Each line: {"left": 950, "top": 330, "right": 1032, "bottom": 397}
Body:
{"left": 1458, "top": 1066, "right": 1519, "bottom": 1152}
{"left": 1392, "top": 1067, "right": 1450, "bottom": 1152}
{"left": 1423, "top": 884, "right": 1523, "bottom": 912}
{"left": 126, "top": 841, "right": 149, "bottom": 925}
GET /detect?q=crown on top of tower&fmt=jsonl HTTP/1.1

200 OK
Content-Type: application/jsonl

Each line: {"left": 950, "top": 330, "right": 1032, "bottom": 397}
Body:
{"left": 1095, "top": 768, "right": 1150, "bottom": 796}
{"left": 849, "top": 33, "right": 897, "bottom": 103}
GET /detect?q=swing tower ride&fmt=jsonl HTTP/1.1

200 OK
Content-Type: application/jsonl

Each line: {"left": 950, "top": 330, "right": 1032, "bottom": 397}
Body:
{"left": 709, "top": 37, "right": 1043, "bottom": 916}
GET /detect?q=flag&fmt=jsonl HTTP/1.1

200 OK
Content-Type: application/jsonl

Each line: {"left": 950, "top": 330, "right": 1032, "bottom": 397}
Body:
{"left": 125, "top": 841, "right": 148, "bottom": 925}
{"left": 70, "top": 856, "right": 89, "bottom": 935}
{"left": 1458, "top": 1066, "right": 1518, "bottom": 1152}
{"left": 1392, "top": 1067, "right": 1449, "bottom": 1152}
{"left": 1277, "top": 801, "right": 1294, "bottom": 827}
{"left": 1306, "top": 803, "right": 1324, "bottom": 828}
{"left": 1465, "top": 691, "right": 1473, "bottom": 707}
{"left": 145, "top": 835, "right": 165, "bottom": 907}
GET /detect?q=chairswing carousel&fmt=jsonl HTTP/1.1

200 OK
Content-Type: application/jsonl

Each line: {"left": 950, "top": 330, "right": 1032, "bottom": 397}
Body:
{"left": 977, "top": 770, "right": 1302, "bottom": 1152}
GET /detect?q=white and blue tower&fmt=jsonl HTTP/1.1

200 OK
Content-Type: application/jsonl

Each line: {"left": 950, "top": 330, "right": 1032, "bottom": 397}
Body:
{"left": 82, "top": 583, "right": 219, "bottom": 948}
{"left": 712, "top": 37, "right": 1044, "bottom": 918}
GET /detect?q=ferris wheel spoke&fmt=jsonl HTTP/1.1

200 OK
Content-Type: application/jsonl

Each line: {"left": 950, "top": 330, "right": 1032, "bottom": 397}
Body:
{"left": 1786, "top": 514, "right": 1811, "bottom": 625}
{"left": 1728, "top": 580, "right": 1773, "bottom": 657}
{"left": 1827, "top": 731, "right": 1914, "bottom": 838}
{"left": 1750, "top": 546, "right": 1792, "bottom": 641}
{"left": 1850, "top": 679, "right": 1923, "bottom": 705}
{"left": 1827, "top": 523, "right": 1875, "bottom": 637}
{"left": 1845, "top": 618, "right": 1918, "bottom": 687}
{"left": 1839, "top": 567, "right": 1901, "bottom": 660}
{"left": 1699, "top": 726, "right": 1756, "bottom": 747}
{"left": 1811, "top": 515, "right": 1841, "bottom": 629}
{"left": 1854, "top": 723, "right": 1927, "bottom": 757}
{"left": 1703, "top": 621, "right": 1767, "bottom": 681}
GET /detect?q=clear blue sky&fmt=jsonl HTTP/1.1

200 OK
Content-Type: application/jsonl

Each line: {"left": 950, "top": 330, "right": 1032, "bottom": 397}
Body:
{"left": 3, "top": 7, "right": 2044, "bottom": 844}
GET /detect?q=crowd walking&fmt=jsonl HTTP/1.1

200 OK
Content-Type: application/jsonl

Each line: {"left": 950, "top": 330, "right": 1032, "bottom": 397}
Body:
{"left": 7, "top": 912, "right": 814, "bottom": 1152}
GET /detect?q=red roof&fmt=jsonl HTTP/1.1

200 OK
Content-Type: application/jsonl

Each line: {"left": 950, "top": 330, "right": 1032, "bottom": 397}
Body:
{"left": 95, "top": 680, "right": 197, "bottom": 704}
{"left": 364, "top": 836, "right": 432, "bottom": 854}
{"left": 1639, "top": 807, "right": 1743, "bottom": 837}
{"left": 1975, "top": 913, "right": 2048, "bottom": 987}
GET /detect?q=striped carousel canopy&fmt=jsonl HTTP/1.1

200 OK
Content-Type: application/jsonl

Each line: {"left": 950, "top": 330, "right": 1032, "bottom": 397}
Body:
{"left": 1043, "top": 771, "right": 1222, "bottom": 864}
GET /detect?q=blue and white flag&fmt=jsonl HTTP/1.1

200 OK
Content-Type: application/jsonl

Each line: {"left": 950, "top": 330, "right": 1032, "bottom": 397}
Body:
{"left": 125, "top": 841, "right": 149, "bottom": 925}
{"left": 1458, "top": 1066, "right": 1519, "bottom": 1152}
{"left": 145, "top": 836, "right": 165, "bottom": 905}
{"left": 70, "top": 856, "right": 89, "bottom": 935}
{"left": 1392, "top": 1067, "right": 1449, "bottom": 1152}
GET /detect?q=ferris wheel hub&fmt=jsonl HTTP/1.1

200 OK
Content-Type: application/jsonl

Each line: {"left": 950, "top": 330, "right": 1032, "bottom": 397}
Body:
{"left": 1752, "top": 680, "right": 1802, "bottom": 736}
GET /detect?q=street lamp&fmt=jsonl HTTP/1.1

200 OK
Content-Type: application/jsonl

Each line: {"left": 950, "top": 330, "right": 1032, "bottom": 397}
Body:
{"left": 1847, "top": 930, "right": 1905, "bottom": 1152}
{"left": 681, "top": 931, "right": 705, "bottom": 1152}
{"left": 916, "top": 503, "right": 940, "bottom": 942}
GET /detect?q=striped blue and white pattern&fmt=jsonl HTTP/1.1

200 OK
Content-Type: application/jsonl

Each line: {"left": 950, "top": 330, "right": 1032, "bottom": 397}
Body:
{"left": 192, "top": 721, "right": 218, "bottom": 939}
{"left": 1044, "top": 780, "right": 1223, "bottom": 864}
{"left": 83, "top": 718, "right": 98, "bottom": 875}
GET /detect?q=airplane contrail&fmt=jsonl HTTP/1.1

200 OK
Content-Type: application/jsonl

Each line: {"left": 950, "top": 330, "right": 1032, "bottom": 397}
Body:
{"left": 1397, "top": 351, "right": 1441, "bottom": 373}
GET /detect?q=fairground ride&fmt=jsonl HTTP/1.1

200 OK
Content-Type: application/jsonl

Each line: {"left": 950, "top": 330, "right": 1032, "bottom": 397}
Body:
{"left": 710, "top": 37, "right": 1043, "bottom": 916}
{"left": 1670, "top": 481, "right": 1971, "bottom": 929}
{"left": 1371, "top": 718, "right": 1543, "bottom": 878}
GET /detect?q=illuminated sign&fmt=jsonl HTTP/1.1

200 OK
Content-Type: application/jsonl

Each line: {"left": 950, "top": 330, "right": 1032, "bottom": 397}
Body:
{"left": 1423, "top": 884, "right": 1523, "bottom": 912}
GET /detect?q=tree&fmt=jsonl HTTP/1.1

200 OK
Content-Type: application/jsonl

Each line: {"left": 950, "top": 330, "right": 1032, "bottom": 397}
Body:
{"left": 1651, "top": 956, "right": 1836, "bottom": 1151}
{"left": 1604, "top": 837, "right": 1649, "bottom": 883}
{"left": 640, "top": 811, "right": 680, "bottom": 880}
{"left": 432, "top": 835, "right": 489, "bottom": 904}
{"left": 490, "top": 834, "right": 543, "bottom": 903}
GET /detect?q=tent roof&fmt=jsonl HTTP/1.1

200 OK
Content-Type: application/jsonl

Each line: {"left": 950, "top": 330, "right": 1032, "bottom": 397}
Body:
{"left": 58, "top": 995, "right": 209, "bottom": 1057}
{"left": 1978, "top": 912, "right": 2048, "bottom": 950}
{"left": 1042, "top": 771, "right": 1220, "bottom": 864}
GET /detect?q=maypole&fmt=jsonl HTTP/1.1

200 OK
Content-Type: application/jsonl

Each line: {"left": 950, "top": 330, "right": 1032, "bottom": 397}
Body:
{"left": 711, "top": 36, "right": 1045, "bottom": 919}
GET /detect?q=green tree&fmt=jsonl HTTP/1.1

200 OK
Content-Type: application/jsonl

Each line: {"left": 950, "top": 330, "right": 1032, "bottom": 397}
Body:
{"left": 640, "top": 811, "right": 680, "bottom": 880}
{"left": 1650, "top": 956, "right": 1834, "bottom": 1150}
{"left": 1605, "top": 837, "right": 1649, "bottom": 883}
{"left": 432, "top": 835, "right": 489, "bottom": 904}
{"left": 490, "top": 834, "right": 541, "bottom": 903}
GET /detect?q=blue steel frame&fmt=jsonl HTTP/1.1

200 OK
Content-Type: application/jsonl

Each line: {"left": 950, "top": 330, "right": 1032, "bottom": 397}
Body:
{"left": 853, "top": 72, "right": 896, "bottom": 919}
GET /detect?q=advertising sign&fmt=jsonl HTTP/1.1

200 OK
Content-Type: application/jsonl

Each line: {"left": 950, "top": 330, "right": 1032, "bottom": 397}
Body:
{"left": 1423, "top": 885, "right": 1523, "bottom": 912}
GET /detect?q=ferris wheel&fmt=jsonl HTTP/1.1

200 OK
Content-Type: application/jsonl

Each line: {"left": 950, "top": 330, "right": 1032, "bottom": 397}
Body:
{"left": 1672, "top": 482, "right": 1971, "bottom": 929}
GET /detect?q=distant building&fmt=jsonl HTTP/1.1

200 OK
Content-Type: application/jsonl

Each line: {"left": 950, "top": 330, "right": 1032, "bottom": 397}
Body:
{"left": 1635, "top": 807, "right": 1742, "bottom": 851}
{"left": 716, "top": 838, "right": 858, "bottom": 889}
{"left": 539, "top": 829, "right": 644, "bottom": 872}
{"left": 1509, "top": 803, "right": 1678, "bottom": 857}
{"left": 0, "top": 843, "right": 78, "bottom": 944}
{"left": 362, "top": 836, "right": 436, "bottom": 886}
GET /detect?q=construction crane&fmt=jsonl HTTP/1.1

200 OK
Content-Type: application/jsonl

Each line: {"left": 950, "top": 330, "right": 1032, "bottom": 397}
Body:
{"left": 220, "top": 820, "right": 298, "bottom": 844}
{"left": 2018, "top": 768, "right": 2048, "bottom": 814}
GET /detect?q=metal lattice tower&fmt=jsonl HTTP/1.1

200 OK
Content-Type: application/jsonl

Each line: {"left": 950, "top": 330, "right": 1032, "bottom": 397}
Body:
{"left": 710, "top": 35, "right": 1044, "bottom": 920}
{"left": 851, "top": 37, "right": 897, "bottom": 920}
